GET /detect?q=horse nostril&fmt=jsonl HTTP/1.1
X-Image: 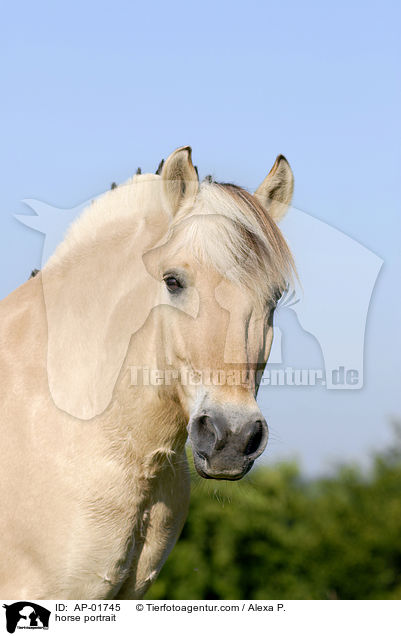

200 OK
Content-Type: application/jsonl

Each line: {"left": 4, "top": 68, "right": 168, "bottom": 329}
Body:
{"left": 244, "top": 421, "right": 264, "bottom": 456}
{"left": 190, "top": 415, "right": 218, "bottom": 459}
{"left": 198, "top": 415, "right": 216, "bottom": 439}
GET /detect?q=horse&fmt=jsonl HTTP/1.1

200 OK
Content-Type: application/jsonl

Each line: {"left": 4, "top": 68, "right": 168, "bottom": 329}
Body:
{"left": 0, "top": 146, "right": 295, "bottom": 599}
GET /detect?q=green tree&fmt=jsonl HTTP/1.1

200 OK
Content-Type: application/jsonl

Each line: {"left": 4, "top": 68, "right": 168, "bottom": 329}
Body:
{"left": 146, "top": 426, "right": 401, "bottom": 600}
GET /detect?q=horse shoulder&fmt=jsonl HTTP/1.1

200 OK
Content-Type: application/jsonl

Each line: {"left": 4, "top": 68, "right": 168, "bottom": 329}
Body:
{"left": 116, "top": 449, "right": 191, "bottom": 599}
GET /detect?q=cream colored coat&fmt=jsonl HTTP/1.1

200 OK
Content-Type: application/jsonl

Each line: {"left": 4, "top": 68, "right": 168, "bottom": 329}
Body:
{"left": 0, "top": 147, "right": 294, "bottom": 599}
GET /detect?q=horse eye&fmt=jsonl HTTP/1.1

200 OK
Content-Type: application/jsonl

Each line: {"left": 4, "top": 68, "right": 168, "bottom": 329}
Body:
{"left": 163, "top": 275, "right": 184, "bottom": 293}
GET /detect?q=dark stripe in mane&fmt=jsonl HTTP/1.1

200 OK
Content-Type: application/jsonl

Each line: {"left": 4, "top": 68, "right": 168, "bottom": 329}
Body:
{"left": 215, "top": 181, "right": 296, "bottom": 293}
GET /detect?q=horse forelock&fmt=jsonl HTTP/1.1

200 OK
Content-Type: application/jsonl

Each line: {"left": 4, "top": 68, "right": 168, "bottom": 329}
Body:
{"left": 45, "top": 169, "right": 294, "bottom": 309}
{"left": 169, "top": 180, "right": 295, "bottom": 308}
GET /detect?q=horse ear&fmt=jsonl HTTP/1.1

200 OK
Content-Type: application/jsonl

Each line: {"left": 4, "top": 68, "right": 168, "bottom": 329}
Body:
{"left": 254, "top": 155, "right": 294, "bottom": 222}
{"left": 161, "top": 146, "right": 199, "bottom": 217}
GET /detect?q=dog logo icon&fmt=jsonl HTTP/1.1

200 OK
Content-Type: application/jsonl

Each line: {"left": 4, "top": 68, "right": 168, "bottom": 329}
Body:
{"left": 2, "top": 603, "right": 50, "bottom": 633}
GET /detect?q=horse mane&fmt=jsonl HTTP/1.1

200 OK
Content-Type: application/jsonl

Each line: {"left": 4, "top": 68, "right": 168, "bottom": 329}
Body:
{"left": 170, "top": 179, "right": 295, "bottom": 307}
{"left": 45, "top": 171, "right": 294, "bottom": 308}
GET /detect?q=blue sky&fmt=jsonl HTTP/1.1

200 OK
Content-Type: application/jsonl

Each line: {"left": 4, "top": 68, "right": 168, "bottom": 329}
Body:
{"left": 1, "top": 0, "right": 400, "bottom": 474}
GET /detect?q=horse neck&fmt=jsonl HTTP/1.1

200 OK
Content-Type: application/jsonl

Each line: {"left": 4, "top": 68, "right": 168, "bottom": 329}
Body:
{"left": 104, "top": 376, "right": 189, "bottom": 475}
{"left": 40, "top": 180, "right": 176, "bottom": 422}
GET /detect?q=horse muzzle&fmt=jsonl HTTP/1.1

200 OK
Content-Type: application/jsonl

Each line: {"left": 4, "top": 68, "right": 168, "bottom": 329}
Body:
{"left": 187, "top": 406, "right": 269, "bottom": 480}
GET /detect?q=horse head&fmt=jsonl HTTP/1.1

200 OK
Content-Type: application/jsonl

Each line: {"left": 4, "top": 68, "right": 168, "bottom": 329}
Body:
{"left": 38, "top": 147, "right": 295, "bottom": 480}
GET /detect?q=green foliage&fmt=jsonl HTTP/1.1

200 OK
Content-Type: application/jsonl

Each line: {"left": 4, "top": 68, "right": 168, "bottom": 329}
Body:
{"left": 146, "top": 428, "right": 401, "bottom": 600}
